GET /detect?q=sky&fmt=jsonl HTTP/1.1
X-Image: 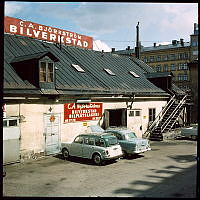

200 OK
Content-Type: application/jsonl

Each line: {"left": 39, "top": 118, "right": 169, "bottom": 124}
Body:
{"left": 4, "top": 1, "right": 198, "bottom": 52}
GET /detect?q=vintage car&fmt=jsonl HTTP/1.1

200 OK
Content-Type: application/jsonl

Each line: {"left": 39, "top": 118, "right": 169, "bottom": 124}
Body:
{"left": 105, "top": 127, "right": 151, "bottom": 157}
{"left": 179, "top": 124, "right": 198, "bottom": 140}
{"left": 61, "top": 133, "right": 123, "bottom": 165}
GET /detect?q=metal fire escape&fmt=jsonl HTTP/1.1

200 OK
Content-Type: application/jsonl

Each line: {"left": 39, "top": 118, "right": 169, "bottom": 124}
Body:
{"left": 143, "top": 93, "right": 189, "bottom": 141}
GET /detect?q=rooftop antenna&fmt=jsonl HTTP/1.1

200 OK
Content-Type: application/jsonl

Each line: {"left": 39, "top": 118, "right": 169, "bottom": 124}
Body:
{"left": 135, "top": 22, "right": 140, "bottom": 59}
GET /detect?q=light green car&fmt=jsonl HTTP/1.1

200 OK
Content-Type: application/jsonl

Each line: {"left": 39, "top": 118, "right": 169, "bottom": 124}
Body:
{"left": 61, "top": 133, "right": 123, "bottom": 165}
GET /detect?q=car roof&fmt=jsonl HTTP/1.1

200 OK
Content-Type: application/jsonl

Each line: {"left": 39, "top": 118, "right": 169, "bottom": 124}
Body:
{"left": 79, "top": 132, "right": 115, "bottom": 138}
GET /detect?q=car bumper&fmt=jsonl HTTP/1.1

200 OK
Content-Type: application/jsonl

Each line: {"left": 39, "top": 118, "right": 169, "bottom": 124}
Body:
{"left": 103, "top": 154, "right": 123, "bottom": 160}
{"left": 133, "top": 147, "right": 151, "bottom": 154}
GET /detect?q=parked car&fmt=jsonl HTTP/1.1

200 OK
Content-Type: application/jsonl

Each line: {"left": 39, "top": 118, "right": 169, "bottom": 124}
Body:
{"left": 61, "top": 133, "right": 123, "bottom": 165}
{"left": 179, "top": 124, "right": 198, "bottom": 140}
{"left": 105, "top": 127, "right": 151, "bottom": 158}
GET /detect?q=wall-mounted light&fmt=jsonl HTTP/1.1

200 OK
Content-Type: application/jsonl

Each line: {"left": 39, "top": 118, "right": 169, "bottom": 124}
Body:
{"left": 76, "top": 99, "right": 91, "bottom": 103}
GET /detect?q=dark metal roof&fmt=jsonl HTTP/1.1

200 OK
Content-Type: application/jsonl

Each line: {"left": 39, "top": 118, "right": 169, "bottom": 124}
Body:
{"left": 11, "top": 51, "right": 59, "bottom": 63}
{"left": 4, "top": 33, "right": 169, "bottom": 97}
{"left": 145, "top": 72, "right": 174, "bottom": 79}
{"left": 114, "top": 42, "right": 190, "bottom": 55}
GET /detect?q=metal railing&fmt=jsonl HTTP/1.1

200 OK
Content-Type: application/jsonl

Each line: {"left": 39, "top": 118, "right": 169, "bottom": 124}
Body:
{"left": 161, "top": 94, "right": 188, "bottom": 132}
{"left": 144, "top": 95, "right": 176, "bottom": 136}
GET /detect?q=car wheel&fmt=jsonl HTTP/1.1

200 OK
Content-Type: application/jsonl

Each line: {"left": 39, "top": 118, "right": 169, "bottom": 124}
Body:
{"left": 191, "top": 135, "right": 197, "bottom": 140}
{"left": 62, "top": 148, "right": 70, "bottom": 159}
{"left": 93, "top": 153, "right": 102, "bottom": 165}
{"left": 122, "top": 150, "right": 128, "bottom": 158}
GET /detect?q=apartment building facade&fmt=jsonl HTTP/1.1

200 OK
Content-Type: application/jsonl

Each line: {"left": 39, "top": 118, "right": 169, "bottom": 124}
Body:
{"left": 115, "top": 23, "right": 198, "bottom": 92}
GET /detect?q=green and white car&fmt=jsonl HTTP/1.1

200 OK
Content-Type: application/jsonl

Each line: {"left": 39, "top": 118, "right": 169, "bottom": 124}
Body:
{"left": 106, "top": 127, "right": 151, "bottom": 157}
{"left": 61, "top": 133, "right": 123, "bottom": 165}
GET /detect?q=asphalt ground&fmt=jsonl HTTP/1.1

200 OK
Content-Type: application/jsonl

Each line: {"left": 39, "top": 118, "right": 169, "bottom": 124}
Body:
{"left": 3, "top": 138, "right": 198, "bottom": 197}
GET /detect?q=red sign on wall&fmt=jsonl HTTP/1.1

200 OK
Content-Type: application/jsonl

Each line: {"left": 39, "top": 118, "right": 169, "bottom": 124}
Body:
{"left": 4, "top": 16, "right": 93, "bottom": 49}
{"left": 64, "top": 103, "right": 103, "bottom": 123}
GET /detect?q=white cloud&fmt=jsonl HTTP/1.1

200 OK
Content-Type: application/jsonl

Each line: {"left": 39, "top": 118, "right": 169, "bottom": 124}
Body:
{"left": 5, "top": 2, "right": 24, "bottom": 16}
{"left": 93, "top": 40, "right": 111, "bottom": 52}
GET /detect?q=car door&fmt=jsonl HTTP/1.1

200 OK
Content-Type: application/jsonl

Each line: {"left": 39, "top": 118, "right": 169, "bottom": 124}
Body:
{"left": 70, "top": 136, "right": 83, "bottom": 157}
{"left": 82, "top": 137, "right": 95, "bottom": 159}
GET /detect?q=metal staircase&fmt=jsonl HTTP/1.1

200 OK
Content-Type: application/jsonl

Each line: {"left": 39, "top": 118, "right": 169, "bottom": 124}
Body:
{"left": 143, "top": 94, "right": 188, "bottom": 141}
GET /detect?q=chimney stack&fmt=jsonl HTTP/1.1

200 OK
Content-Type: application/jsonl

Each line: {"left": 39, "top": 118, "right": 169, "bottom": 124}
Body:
{"left": 127, "top": 46, "right": 130, "bottom": 50}
{"left": 153, "top": 43, "right": 156, "bottom": 47}
{"left": 135, "top": 22, "right": 140, "bottom": 59}
{"left": 180, "top": 38, "right": 184, "bottom": 46}
{"left": 172, "top": 40, "right": 177, "bottom": 45}
{"left": 194, "top": 23, "right": 198, "bottom": 35}
{"left": 111, "top": 48, "right": 115, "bottom": 52}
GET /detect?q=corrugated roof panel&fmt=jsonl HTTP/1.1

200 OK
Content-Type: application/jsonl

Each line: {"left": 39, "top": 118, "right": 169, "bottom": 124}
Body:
{"left": 4, "top": 34, "right": 169, "bottom": 96}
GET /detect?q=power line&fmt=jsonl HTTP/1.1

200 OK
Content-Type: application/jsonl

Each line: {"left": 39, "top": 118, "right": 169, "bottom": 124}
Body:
{"left": 99, "top": 40, "right": 172, "bottom": 43}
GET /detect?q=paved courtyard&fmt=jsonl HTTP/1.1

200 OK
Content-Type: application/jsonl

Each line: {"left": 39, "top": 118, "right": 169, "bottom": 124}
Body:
{"left": 3, "top": 139, "right": 198, "bottom": 197}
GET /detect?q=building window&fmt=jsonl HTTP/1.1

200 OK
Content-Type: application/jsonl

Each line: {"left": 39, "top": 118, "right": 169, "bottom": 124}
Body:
{"left": 178, "top": 53, "right": 185, "bottom": 60}
{"left": 156, "top": 65, "right": 161, "bottom": 72}
{"left": 149, "top": 108, "right": 156, "bottom": 122}
{"left": 39, "top": 61, "right": 54, "bottom": 82}
{"left": 170, "top": 54, "right": 176, "bottom": 60}
{"left": 184, "top": 53, "right": 188, "bottom": 59}
{"left": 104, "top": 68, "right": 115, "bottom": 75}
{"left": 192, "top": 41, "right": 197, "bottom": 47}
{"left": 129, "top": 71, "right": 140, "bottom": 78}
{"left": 163, "top": 55, "right": 168, "bottom": 61}
{"left": 143, "top": 56, "right": 148, "bottom": 63}
{"left": 135, "top": 110, "right": 141, "bottom": 116}
{"left": 149, "top": 56, "right": 154, "bottom": 62}
{"left": 192, "top": 50, "right": 198, "bottom": 56}
{"left": 71, "top": 64, "right": 85, "bottom": 72}
{"left": 178, "top": 74, "right": 188, "bottom": 81}
{"left": 171, "top": 64, "right": 175, "bottom": 71}
{"left": 164, "top": 64, "right": 168, "bottom": 72}
{"left": 156, "top": 55, "right": 161, "bottom": 62}
{"left": 178, "top": 63, "right": 188, "bottom": 70}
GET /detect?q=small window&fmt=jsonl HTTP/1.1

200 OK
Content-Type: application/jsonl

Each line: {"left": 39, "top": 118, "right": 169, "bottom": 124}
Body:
{"left": 3, "top": 120, "right": 7, "bottom": 127}
{"left": 135, "top": 111, "right": 141, "bottom": 116}
{"left": 74, "top": 136, "right": 83, "bottom": 144}
{"left": 149, "top": 108, "right": 156, "bottom": 122}
{"left": 104, "top": 68, "right": 115, "bottom": 76}
{"left": 84, "top": 137, "right": 89, "bottom": 145}
{"left": 8, "top": 120, "right": 18, "bottom": 126}
{"left": 88, "top": 138, "right": 95, "bottom": 145}
{"left": 95, "top": 138, "right": 105, "bottom": 147}
{"left": 129, "top": 71, "right": 140, "bottom": 78}
{"left": 39, "top": 61, "right": 54, "bottom": 82}
{"left": 129, "top": 111, "right": 134, "bottom": 116}
{"left": 71, "top": 64, "right": 85, "bottom": 72}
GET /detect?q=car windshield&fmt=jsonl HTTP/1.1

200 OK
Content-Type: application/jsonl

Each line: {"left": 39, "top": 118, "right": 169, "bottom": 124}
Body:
{"left": 104, "top": 137, "right": 118, "bottom": 147}
{"left": 125, "top": 131, "right": 137, "bottom": 140}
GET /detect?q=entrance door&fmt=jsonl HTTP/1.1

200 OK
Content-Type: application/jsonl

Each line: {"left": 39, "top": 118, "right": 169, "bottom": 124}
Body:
{"left": 44, "top": 113, "right": 60, "bottom": 155}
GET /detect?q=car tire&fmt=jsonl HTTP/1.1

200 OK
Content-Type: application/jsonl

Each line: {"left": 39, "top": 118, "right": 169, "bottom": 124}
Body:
{"left": 122, "top": 150, "right": 128, "bottom": 158}
{"left": 62, "top": 148, "right": 70, "bottom": 160}
{"left": 191, "top": 135, "right": 197, "bottom": 140}
{"left": 93, "top": 153, "right": 102, "bottom": 165}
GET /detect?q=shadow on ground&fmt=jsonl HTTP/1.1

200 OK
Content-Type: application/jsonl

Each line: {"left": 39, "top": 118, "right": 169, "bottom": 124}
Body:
{"left": 113, "top": 154, "right": 197, "bottom": 198}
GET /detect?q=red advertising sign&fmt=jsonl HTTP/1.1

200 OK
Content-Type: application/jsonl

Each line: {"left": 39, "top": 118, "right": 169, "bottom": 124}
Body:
{"left": 64, "top": 103, "right": 103, "bottom": 123}
{"left": 4, "top": 16, "right": 93, "bottom": 49}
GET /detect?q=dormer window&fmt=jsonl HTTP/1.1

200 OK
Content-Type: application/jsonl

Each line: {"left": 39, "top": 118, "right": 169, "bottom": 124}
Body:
{"left": 39, "top": 61, "right": 54, "bottom": 82}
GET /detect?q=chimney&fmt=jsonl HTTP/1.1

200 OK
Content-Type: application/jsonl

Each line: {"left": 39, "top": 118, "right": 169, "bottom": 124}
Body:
{"left": 111, "top": 48, "right": 115, "bottom": 52}
{"left": 172, "top": 40, "right": 177, "bottom": 45}
{"left": 180, "top": 38, "right": 184, "bottom": 46}
{"left": 153, "top": 43, "right": 156, "bottom": 47}
{"left": 135, "top": 22, "right": 141, "bottom": 59}
{"left": 194, "top": 23, "right": 198, "bottom": 35}
{"left": 127, "top": 46, "right": 130, "bottom": 50}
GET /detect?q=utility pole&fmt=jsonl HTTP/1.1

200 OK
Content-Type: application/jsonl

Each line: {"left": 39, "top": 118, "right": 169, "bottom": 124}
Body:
{"left": 135, "top": 22, "right": 140, "bottom": 59}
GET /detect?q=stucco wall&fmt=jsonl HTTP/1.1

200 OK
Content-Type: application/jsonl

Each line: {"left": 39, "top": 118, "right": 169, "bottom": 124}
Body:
{"left": 5, "top": 99, "right": 167, "bottom": 157}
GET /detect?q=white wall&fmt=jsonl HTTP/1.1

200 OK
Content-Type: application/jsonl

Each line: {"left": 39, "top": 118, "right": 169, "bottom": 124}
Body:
{"left": 5, "top": 99, "right": 167, "bottom": 156}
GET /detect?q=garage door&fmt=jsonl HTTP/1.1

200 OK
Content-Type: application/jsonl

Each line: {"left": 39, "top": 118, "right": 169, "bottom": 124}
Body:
{"left": 3, "top": 117, "right": 20, "bottom": 165}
